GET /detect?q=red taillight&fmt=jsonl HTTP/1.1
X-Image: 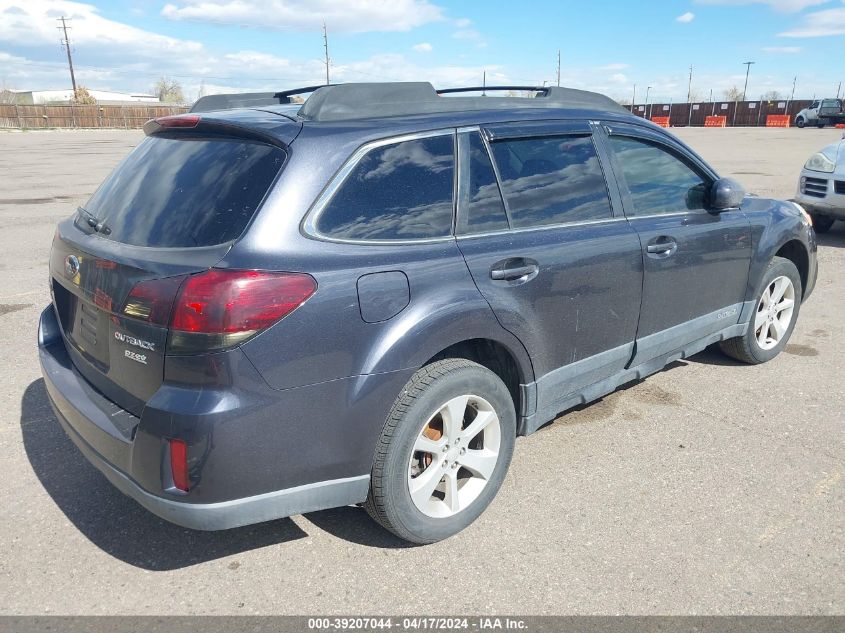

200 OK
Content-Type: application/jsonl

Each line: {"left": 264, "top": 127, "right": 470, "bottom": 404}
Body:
{"left": 124, "top": 275, "right": 186, "bottom": 325}
{"left": 155, "top": 114, "right": 200, "bottom": 128}
{"left": 169, "top": 439, "right": 189, "bottom": 492}
{"left": 170, "top": 270, "right": 316, "bottom": 335}
{"left": 122, "top": 269, "right": 316, "bottom": 353}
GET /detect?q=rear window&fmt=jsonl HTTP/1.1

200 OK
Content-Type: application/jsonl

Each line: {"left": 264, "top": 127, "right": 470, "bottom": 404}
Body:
{"left": 83, "top": 134, "right": 285, "bottom": 248}
{"left": 314, "top": 135, "right": 454, "bottom": 241}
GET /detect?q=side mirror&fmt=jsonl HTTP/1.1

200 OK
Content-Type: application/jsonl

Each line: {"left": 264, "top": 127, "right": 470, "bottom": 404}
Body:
{"left": 710, "top": 177, "right": 745, "bottom": 211}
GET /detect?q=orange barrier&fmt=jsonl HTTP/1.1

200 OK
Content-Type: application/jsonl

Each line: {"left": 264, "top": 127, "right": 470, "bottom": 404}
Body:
{"left": 704, "top": 116, "right": 727, "bottom": 127}
{"left": 835, "top": 123, "right": 845, "bottom": 129}
{"left": 650, "top": 116, "right": 670, "bottom": 128}
{"left": 766, "top": 115, "right": 791, "bottom": 128}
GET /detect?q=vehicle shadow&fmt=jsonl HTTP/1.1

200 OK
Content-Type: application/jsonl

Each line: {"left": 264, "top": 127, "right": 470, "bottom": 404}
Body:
{"left": 816, "top": 223, "right": 845, "bottom": 247}
{"left": 685, "top": 345, "right": 746, "bottom": 366}
{"left": 302, "top": 507, "right": 418, "bottom": 549}
{"left": 21, "top": 379, "right": 309, "bottom": 571}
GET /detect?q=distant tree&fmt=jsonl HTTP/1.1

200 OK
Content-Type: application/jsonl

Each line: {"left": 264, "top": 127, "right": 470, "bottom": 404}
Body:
{"left": 72, "top": 86, "right": 97, "bottom": 104}
{"left": 723, "top": 85, "right": 743, "bottom": 101}
{"left": 761, "top": 90, "right": 783, "bottom": 101}
{"left": 616, "top": 97, "right": 632, "bottom": 106}
{"left": 154, "top": 77, "right": 185, "bottom": 103}
{"left": 0, "top": 81, "right": 18, "bottom": 104}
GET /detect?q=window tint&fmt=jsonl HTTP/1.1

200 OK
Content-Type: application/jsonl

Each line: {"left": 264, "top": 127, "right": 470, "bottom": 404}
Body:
{"left": 608, "top": 136, "right": 708, "bottom": 216}
{"left": 84, "top": 135, "right": 285, "bottom": 248}
{"left": 459, "top": 132, "right": 509, "bottom": 234}
{"left": 488, "top": 135, "right": 612, "bottom": 228}
{"left": 316, "top": 135, "right": 454, "bottom": 240}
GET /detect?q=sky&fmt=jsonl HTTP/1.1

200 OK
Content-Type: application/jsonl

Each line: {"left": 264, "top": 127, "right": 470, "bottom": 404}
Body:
{"left": 0, "top": 0, "right": 843, "bottom": 104}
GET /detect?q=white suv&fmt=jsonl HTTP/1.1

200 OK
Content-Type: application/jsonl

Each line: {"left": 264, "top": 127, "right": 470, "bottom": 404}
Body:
{"left": 795, "top": 134, "right": 845, "bottom": 232}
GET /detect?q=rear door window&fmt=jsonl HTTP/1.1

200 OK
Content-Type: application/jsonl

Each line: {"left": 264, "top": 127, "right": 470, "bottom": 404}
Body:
{"left": 488, "top": 135, "right": 612, "bottom": 228}
{"left": 83, "top": 134, "right": 286, "bottom": 248}
{"left": 315, "top": 134, "right": 455, "bottom": 241}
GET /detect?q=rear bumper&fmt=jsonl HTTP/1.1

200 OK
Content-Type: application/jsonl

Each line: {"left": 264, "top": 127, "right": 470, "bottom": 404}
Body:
{"left": 38, "top": 305, "right": 379, "bottom": 530}
{"left": 50, "top": 394, "right": 368, "bottom": 530}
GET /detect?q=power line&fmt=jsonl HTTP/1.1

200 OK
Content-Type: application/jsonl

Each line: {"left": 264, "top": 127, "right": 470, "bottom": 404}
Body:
{"left": 56, "top": 16, "right": 77, "bottom": 97}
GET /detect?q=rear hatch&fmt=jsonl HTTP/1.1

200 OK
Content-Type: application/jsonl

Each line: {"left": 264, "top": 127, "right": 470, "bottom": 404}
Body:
{"left": 50, "top": 114, "right": 296, "bottom": 416}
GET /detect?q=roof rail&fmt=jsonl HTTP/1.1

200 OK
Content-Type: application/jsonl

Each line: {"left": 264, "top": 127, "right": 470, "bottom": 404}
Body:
{"left": 435, "top": 86, "right": 547, "bottom": 95}
{"left": 191, "top": 82, "right": 630, "bottom": 120}
{"left": 190, "top": 86, "right": 328, "bottom": 113}
{"left": 297, "top": 82, "right": 628, "bottom": 122}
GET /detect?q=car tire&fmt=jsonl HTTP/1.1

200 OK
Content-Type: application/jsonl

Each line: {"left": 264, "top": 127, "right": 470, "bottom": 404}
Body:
{"left": 796, "top": 117, "right": 805, "bottom": 128}
{"left": 817, "top": 123, "right": 826, "bottom": 129}
{"left": 364, "top": 358, "right": 516, "bottom": 544}
{"left": 719, "top": 256, "right": 802, "bottom": 365}
{"left": 811, "top": 214, "right": 835, "bottom": 233}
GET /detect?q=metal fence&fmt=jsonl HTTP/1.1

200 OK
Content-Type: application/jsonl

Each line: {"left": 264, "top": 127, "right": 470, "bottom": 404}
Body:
{"left": 626, "top": 99, "right": 814, "bottom": 127}
{"left": 0, "top": 104, "right": 191, "bottom": 129}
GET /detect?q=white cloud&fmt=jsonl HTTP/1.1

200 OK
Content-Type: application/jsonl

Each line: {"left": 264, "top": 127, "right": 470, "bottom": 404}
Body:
{"left": 598, "top": 63, "right": 630, "bottom": 71}
{"left": 609, "top": 73, "right": 628, "bottom": 84}
{"left": 412, "top": 42, "right": 433, "bottom": 53}
{"left": 160, "top": 0, "right": 445, "bottom": 32}
{"left": 0, "top": 0, "right": 203, "bottom": 56}
{"left": 676, "top": 11, "right": 696, "bottom": 22}
{"left": 762, "top": 45, "right": 802, "bottom": 52}
{"left": 453, "top": 28, "right": 486, "bottom": 47}
{"left": 453, "top": 17, "right": 472, "bottom": 28}
{"left": 695, "top": 0, "right": 828, "bottom": 12}
{"left": 779, "top": 5, "right": 845, "bottom": 36}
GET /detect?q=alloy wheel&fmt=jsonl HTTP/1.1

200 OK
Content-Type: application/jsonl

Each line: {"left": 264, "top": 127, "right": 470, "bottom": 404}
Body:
{"left": 754, "top": 275, "right": 796, "bottom": 350}
{"left": 407, "top": 394, "right": 502, "bottom": 518}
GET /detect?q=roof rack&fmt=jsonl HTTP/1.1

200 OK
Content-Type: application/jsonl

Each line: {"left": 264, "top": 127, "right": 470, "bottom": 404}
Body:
{"left": 298, "top": 82, "right": 628, "bottom": 122}
{"left": 190, "top": 82, "right": 628, "bottom": 121}
{"left": 190, "top": 85, "right": 327, "bottom": 113}
{"left": 435, "top": 86, "right": 547, "bottom": 95}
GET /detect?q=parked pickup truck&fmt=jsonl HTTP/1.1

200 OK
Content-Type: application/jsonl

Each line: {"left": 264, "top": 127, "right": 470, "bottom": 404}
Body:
{"left": 795, "top": 99, "right": 845, "bottom": 128}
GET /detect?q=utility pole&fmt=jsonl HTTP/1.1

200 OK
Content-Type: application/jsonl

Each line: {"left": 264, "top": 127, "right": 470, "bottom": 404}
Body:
{"left": 645, "top": 86, "right": 652, "bottom": 119}
{"left": 57, "top": 16, "right": 77, "bottom": 99}
{"left": 482, "top": 70, "right": 486, "bottom": 96}
{"left": 632, "top": 84, "right": 636, "bottom": 113}
{"left": 322, "top": 22, "right": 330, "bottom": 85}
{"left": 741, "top": 61, "right": 755, "bottom": 101}
{"left": 556, "top": 50, "right": 561, "bottom": 87}
{"left": 837, "top": 81, "right": 841, "bottom": 99}
{"left": 786, "top": 75, "right": 797, "bottom": 114}
{"left": 687, "top": 65, "right": 693, "bottom": 126}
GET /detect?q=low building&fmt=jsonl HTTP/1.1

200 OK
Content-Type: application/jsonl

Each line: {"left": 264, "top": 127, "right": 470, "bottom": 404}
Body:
{"left": 9, "top": 89, "right": 161, "bottom": 105}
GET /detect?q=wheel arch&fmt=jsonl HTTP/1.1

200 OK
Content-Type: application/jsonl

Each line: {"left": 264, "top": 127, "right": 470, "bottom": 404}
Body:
{"left": 774, "top": 239, "right": 810, "bottom": 298}
{"left": 423, "top": 338, "right": 530, "bottom": 424}
{"left": 359, "top": 296, "right": 535, "bottom": 405}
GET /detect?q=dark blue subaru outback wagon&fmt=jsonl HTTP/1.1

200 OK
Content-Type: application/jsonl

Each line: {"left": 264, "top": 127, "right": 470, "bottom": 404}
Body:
{"left": 39, "top": 83, "right": 818, "bottom": 543}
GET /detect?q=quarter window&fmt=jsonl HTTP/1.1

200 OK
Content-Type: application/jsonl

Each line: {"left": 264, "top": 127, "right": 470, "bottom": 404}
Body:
{"left": 488, "top": 135, "right": 612, "bottom": 228}
{"left": 608, "top": 136, "right": 709, "bottom": 216}
{"left": 315, "top": 135, "right": 454, "bottom": 240}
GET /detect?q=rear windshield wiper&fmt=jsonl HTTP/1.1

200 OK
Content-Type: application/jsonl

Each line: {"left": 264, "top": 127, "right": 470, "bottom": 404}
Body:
{"left": 77, "top": 206, "right": 111, "bottom": 235}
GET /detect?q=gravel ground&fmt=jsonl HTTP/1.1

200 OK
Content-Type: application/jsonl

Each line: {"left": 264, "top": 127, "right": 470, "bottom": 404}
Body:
{"left": 0, "top": 126, "right": 842, "bottom": 615}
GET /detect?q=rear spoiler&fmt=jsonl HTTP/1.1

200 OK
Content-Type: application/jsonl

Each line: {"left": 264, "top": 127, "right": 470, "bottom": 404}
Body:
{"left": 190, "top": 86, "right": 326, "bottom": 113}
